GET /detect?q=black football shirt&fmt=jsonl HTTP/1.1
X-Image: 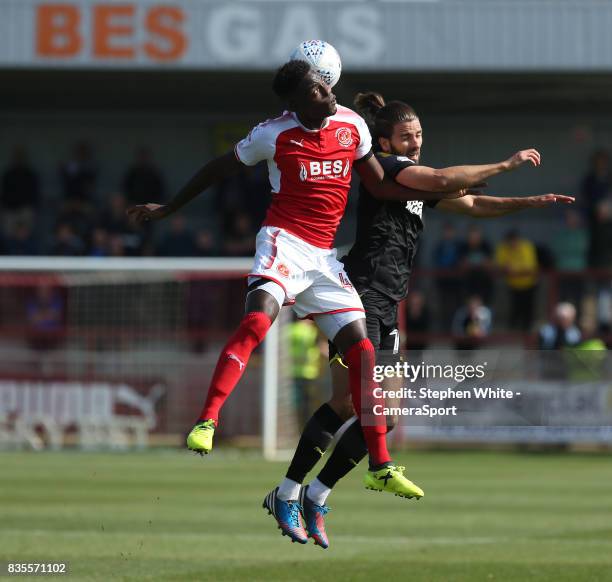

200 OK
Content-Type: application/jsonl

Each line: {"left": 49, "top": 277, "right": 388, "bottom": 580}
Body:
{"left": 343, "top": 151, "right": 439, "bottom": 301}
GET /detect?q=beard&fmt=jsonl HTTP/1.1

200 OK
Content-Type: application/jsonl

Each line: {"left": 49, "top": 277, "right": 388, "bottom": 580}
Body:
{"left": 391, "top": 145, "right": 420, "bottom": 163}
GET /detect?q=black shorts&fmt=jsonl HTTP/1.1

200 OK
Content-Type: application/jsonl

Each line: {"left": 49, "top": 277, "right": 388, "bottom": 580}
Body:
{"left": 328, "top": 288, "right": 399, "bottom": 362}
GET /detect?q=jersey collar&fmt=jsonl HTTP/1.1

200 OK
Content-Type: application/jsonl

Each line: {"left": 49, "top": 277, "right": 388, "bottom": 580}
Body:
{"left": 289, "top": 111, "right": 331, "bottom": 132}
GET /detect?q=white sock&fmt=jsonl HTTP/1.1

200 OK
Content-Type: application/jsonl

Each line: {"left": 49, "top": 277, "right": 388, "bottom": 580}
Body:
{"left": 277, "top": 478, "right": 301, "bottom": 501}
{"left": 307, "top": 478, "right": 332, "bottom": 506}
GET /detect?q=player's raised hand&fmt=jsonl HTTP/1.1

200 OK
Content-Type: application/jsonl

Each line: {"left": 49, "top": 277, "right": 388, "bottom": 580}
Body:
{"left": 506, "top": 149, "right": 541, "bottom": 169}
{"left": 527, "top": 194, "right": 575, "bottom": 207}
{"left": 126, "top": 203, "right": 169, "bottom": 223}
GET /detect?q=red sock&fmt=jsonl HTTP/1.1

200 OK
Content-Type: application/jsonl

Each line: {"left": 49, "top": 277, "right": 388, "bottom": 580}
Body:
{"left": 344, "top": 338, "right": 391, "bottom": 466}
{"left": 199, "top": 311, "right": 272, "bottom": 423}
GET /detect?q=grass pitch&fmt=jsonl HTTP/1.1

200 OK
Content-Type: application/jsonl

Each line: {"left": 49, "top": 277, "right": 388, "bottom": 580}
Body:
{"left": 1, "top": 449, "right": 611, "bottom": 581}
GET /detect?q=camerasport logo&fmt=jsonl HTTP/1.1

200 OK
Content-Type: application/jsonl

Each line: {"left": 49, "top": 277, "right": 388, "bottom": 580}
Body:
{"left": 335, "top": 127, "right": 353, "bottom": 147}
{"left": 299, "top": 159, "right": 351, "bottom": 181}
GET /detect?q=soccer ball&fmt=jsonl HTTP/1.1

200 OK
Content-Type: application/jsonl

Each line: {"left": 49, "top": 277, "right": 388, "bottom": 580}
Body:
{"left": 289, "top": 40, "right": 342, "bottom": 88}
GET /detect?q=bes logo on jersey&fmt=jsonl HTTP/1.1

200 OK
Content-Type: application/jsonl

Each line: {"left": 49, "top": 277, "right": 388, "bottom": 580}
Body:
{"left": 299, "top": 159, "right": 350, "bottom": 181}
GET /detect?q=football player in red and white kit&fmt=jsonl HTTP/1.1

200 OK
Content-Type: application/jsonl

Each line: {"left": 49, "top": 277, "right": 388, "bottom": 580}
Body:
{"left": 127, "top": 61, "right": 471, "bottom": 543}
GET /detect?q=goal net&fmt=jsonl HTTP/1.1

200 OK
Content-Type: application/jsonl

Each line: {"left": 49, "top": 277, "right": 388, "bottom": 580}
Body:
{"left": 0, "top": 257, "right": 298, "bottom": 459}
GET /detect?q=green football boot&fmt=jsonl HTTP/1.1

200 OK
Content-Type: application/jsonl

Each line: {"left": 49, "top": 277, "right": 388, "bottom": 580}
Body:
{"left": 186, "top": 419, "right": 216, "bottom": 455}
{"left": 364, "top": 465, "right": 424, "bottom": 499}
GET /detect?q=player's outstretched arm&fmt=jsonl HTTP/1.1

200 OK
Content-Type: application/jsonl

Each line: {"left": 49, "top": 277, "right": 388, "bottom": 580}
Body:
{"left": 354, "top": 153, "right": 466, "bottom": 201}
{"left": 396, "top": 149, "right": 541, "bottom": 192}
{"left": 126, "top": 151, "right": 243, "bottom": 223}
{"left": 437, "top": 193, "right": 575, "bottom": 217}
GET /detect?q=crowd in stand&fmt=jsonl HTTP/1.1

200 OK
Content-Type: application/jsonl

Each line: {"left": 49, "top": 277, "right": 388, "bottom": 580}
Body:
{"left": 409, "top": 208, "right": 610, "bottom": 341}
{"left": 2, "top": 142, "right": 612, "bottom": 340}
{"left": 0, "top": 142, "right": 269, "bottom": 259}
{"left": 403, "top": 148, "right": 612, "bottom": 338}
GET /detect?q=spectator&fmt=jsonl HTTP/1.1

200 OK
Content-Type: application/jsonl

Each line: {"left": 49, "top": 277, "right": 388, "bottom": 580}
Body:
{"left": 589, "top": 197, "right": 612, "bottom": 268}
{"left": 108, "top": 234, "right": 126, "bottom": 257}
{"left": 157, "top": 215, "right": 195, "bottom": 257}
{"left": 566, "top": 322, "right": 607, "bottom": 381}
{"left": 459, "top": 225, "right": 494, "bottom": 303}
{"left": 215, "top": 163, "right": 271, "bottom": 229}
{"left": 89, "top": 227, "right": 110, "bottom": 257}
{"left": 433, "top": 221, "right": 462, "bottom": 328}
{"left": 289, "top": 318, "right": 323, "bottom": 427}
{"left": 52, "top": 223, "right": 85, "bottom": 256}
{"left": 584, "top": 191, "right": 612, "bottom": 333}
{"left": 552, "top": 209, "right": 588, "bottom": 270}
{"left": 123, "top": 147, "right": 166, "bottom": 206}
{"left": 194, "top": 228, "right": 217, "bottom": 257}
{"left": 26, "top": 285, "right": 65, "bottom": 351}
{"left": 404, "top": 289, "right": 431, "bottom": 353}
{"left": 243, "top": 163, "right": 273, "bottom": 227}
{"left": 551, "top": 209, "right": 589, "bottom": 307}
{"left": 538, "top": 302, "right": 582, "bottom": 379}
{"left": 1, "top": 146, "right": 40, "bottom": 234}
{"left": 56, "top": 198, "right": 94, "bottom": 244}
{"left": 581, "top": 149, "right": 611, "bottom": 220}
{"left": 535, "top": 242, "right": 556, "bottom": 271}
{"left": 597, "top": 281, "right": 612, "bottom": 335}
{"left": 223, "top": 211, "right": 255, "bottom": 256}
{"left": 495, "top": 229, "right": 539, "bottom": 331}
{"left": 99, "top": 193, "right": 149, "bottom": 255}
{"left": 538, "top": 302, "right": 582, "bottom": 349}
{"left": 4, "top": 221, "right": 38, "bottom": 255}
{"left": 434, "top": 221, "right": 462, "bottom": 269}
{"left": 59, "top": 141, "right": 97, "bottom": 205}
{"left": 452, "top": 295, "right": 492, "bottom": 350}
{"left": 100, "top": 193, "right": 129, "bottom": 233}
{"left": 186, "top": 265, "right": 228, "bottom": 352}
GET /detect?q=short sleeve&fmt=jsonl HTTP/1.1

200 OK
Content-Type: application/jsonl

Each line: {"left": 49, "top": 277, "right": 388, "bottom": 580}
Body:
{"left": 235, "top": 122, "right": 274, "bottom": 166}
{"left": 354, "top": 116, "right": 373, "bottom": 160}
{"left": 385, "top": 156, "right": 440, "bottom": 208}
{"left": 377, "top": 153, "right": 415, "bottom": 180}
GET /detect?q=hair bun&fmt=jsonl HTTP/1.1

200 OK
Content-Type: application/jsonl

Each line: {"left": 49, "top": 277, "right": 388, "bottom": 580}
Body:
{"left": 354, "top": 92, "right": 386, "bottom": 125}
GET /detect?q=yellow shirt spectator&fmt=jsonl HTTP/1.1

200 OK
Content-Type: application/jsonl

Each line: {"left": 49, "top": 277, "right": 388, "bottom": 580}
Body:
{"left": 289, "top": 320, "right": 320, "bottom": 380}
{"left": 495, "top": 236, "right": 538, "bottom": 290}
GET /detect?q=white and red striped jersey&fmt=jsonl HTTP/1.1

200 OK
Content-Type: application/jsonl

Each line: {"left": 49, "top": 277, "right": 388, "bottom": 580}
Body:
{"left": 234, "top": 105, "right": 372, "bottom": 249}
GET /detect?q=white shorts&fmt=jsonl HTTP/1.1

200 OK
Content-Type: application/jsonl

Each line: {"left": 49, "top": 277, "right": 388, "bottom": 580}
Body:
{"left": 248, "top": 226, "right": 365, "bottom": 320}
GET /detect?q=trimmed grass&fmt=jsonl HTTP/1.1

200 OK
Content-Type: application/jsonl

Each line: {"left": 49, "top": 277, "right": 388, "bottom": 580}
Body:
{"left": 1, "top": 450, "right": 611, "bottom": 581}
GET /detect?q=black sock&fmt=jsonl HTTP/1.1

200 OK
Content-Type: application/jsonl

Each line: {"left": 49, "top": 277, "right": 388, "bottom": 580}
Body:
{"left": 285, "top": 403, "right": 344, "bottom": 483}
{"left": 317, "top": 418, "right": 399, "bottom": 485}
{"left": 317, "top": 419, "right": 368, "bottom": 488}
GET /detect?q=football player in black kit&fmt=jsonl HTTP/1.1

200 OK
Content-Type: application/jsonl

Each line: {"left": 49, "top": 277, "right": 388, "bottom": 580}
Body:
{"left": 270, "top": 92, "right": 574, "bottom": 549}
